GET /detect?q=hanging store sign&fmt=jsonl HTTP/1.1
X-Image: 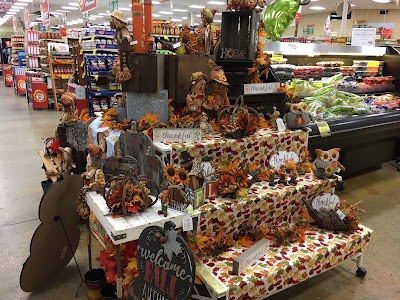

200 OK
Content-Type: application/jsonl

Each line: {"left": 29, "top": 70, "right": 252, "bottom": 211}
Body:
{"left": 40, "top": 0, "right": 50, "bottom": 26}
{"left": 127, "top": 221, "right": 195, "bottom": 300}
{"left": 353, "top": 20, "right": 367, "bottom": 29}
{"left": 351, "top": 28, "right": 376, "bottom": 47}
{"left": 24, "top": 7, "right": 30, "bottom": 29}
{"left": 109, "top": 0, "right": 118, "bottom": 13}
{"left": 302, "top": 24, "right": 314, "bottom": 35}
{"left": 78, "top": 0, "right": 97, "bottom": 13}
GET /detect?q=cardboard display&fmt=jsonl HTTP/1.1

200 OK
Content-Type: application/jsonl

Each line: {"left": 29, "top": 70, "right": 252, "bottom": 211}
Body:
{"left": 20, "top": 173, "right": 83, "bottom": 292}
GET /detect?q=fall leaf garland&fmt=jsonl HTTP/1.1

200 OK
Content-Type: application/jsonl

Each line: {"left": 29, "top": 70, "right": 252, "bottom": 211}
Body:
{"left": 248, "top": 23, "right": 270, "bottom": 83}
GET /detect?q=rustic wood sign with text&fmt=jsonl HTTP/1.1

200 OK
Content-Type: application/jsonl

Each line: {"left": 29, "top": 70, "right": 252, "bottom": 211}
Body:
{"left": 153, "top": 128, "right": 202, "bottom": 143}
{"left": 233, "top": 239, "right": 269, "bottom": 276}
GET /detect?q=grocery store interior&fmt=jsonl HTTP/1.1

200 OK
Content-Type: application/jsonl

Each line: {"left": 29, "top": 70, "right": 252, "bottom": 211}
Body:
{"left": 1, "top": 0, "right": 400, "bottom": 300}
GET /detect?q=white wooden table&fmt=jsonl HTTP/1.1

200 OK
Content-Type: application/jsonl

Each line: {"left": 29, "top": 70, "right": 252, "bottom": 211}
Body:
{"left": 86, "top": 191, "right": 190, "bottom": 298}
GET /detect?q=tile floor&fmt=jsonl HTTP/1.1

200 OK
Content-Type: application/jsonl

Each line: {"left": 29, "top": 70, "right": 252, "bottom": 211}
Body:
{"left": 0, "top": 82, "right": 399, "bottom": 300}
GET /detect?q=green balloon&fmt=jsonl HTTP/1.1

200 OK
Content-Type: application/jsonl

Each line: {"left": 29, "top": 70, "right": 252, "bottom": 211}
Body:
{"left": 262, "top": 0, "right": 300, "bottom": 41}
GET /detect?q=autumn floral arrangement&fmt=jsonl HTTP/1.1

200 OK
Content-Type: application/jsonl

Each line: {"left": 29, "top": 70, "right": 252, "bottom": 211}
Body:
{"left": 103, "top": 168, "right": 157, "bottom": 216}
{"left": 100, "top": 108, "right": 130, "bottom": 130}
{"left": 217, "top": 95, "right": 260, "bottom": 138}
{"left": 248, "top": 22, "right": 269, "bottom": 83}
{"left": 161, "top": 163, "right": 192, "bottom": 205}
{"left": 304, "top": 197, "right": 365, "bottom": 233}
{"left": 213, "top": 159, "right": 254, "bottom": 199}
{"left": 137, "top": 112, "right": 167, "bottom": 139}
{"left": 227, "top": 0, "right": 265, "bottom": 11}
{"left": 97, "top": 237, "right": 138, "bottom": 297}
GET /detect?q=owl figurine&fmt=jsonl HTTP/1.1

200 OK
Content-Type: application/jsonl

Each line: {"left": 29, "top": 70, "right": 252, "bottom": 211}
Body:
{"left": 312, "top": 148, "right": 346, "bottom": 178}
{"left": 283, "top": 102, "right": 312, "bottom": 130}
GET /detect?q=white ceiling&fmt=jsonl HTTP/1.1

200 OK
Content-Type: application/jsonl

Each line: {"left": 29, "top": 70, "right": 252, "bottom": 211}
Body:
{"left": 0, "top": 0, "right": 399, "bottom": 28}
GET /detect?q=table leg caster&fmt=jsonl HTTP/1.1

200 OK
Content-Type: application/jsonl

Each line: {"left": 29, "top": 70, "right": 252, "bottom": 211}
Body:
{"left": 356, "top": 267, "right": 367, "bottom": 278}
{"left": 337, "top": 180, "right": 345, "bottom": 191}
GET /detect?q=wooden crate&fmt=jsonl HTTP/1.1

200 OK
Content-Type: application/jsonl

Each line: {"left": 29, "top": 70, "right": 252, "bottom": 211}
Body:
{"left": 219, "top": 10, "right": 259, "bottom": 61}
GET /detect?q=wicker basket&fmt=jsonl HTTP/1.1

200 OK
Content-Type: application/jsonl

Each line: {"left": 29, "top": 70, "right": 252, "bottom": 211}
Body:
{"left": 103, "top": 168, "right": 159, "bottom": 216}
{"left": 303, "top": 198, "right": 349, "bottom": 232}
{"left": 217, "top": 95, "right": 260, "bottom": 139}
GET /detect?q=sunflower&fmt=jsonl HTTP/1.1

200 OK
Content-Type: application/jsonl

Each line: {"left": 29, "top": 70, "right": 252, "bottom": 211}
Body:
{"left": 324, "top": 165, "right": 334, "bottom": 175}
{"left": 219, "top": 174, "right": 236, "bottom": 195}
{"left": 320, "top": 151, "right": 332, "bottom": 163}
{"left": 258, "top": 169, "right": 272, "bottom": 181}
{"left": 232, "top": 168, "right": 250, "bottom": 188}
{"left": 177, "top": 168, "right": 190, "bottom": 185}
{"left": 164, "top": 164, "right": 178, "bottom": 181}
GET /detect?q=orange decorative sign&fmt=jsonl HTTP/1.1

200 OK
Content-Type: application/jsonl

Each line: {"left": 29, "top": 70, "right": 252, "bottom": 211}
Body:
{"left": 34, "top": 89, "right": 47, "bottom": 102}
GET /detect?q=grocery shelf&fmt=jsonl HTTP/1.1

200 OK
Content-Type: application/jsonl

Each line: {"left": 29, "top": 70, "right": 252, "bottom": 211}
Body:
{"left": 91, "top": 90, "right": 119, "bottom": 97}
{"left": 81, "top": 34, "right": 115, "bottom": 40}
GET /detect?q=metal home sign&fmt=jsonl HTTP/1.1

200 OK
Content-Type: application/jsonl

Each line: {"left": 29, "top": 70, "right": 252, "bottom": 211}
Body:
{"left": 128, "top": 222, "right": 195, "bottom": 300}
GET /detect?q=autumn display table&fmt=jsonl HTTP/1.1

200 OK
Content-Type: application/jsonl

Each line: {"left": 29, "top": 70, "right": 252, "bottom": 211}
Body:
{"left": 195, "top": 226, "right": 372, "bottom": 300}
{"left": 194, "top": 175, "right": 336, "bottom": 242}
{"left": 157, "top": 129, "right": 309, "bottom": 167}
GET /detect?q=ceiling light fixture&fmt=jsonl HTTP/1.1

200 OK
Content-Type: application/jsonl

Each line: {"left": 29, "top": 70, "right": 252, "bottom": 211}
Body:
{"left": 50, "top": 12, "right": 63, "bottom": 15}
{"left": 6, "top": 12, "right": 17, "bottom": 15}
{"left": 68, "top": 2, "right": 79, "bottom": 6}
{"left": 173, "top": 9, "right": 188, "bottom": 12}
{"left": 195, "top": 14, "right": 201, "bottom": 17}
{"left": 214, "top": 20, "right": 222, "bottom": 23}
{"left": 14, "top": 3, "right": 28, "bottom": 6}
{"left": 17, "top": 0, "right": 33, "bottom": 2}
{"left": 182, "top": 17, "right": 187, "bottom": 19}
{"left": 9, "top": 9, "right": 21, "bottom": 12}
{"left": 372, "top": 0, "right": 391, "bottom": 3}
{"left": 152, "top": 13, "right": 161, "bottom": 17}
{"left": 98, "top": 13, "right": 109, "bottom": 16}
{"left": 152, "top": 1, "right": 160, "bottom": 4}
{"left": 309, "top": 6, "right": 326, "bottom": 10}
{"left": 56, "top": 10, "right": 70, "bottom": 13}
{"left": 61, "top": 6, "right": 79, "bottom": 10}
{"left": 119, "top": 7, "right": 131, "bottom": 11}
{"left": 159, "top": 11, "right": 173, "bottom": 15}
{"left": 207, "top": 1, "right": 225, "bottom": 5}
{"left": 171, "top": 18, "right": 182, "bottom": 21}
{"left": 189, "top": 5, "right": 205, "bottom": 9}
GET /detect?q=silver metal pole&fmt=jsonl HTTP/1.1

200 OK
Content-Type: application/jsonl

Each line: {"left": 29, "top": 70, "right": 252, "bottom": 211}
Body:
{"left": 340, "top": 0, "right": 349, "bottom": 37}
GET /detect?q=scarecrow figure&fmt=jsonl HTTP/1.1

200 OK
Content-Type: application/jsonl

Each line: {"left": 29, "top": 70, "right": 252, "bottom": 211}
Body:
{"left": 60, "top": 92, "right": 78, "bottom": 126}
{"left": 184, "top": 71, "right": 207, "bottom": 115}
{"left": 110, "top": 10, "right": 133, "bottom": 83}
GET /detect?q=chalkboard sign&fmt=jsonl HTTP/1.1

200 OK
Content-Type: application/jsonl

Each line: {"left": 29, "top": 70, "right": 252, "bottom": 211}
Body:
{"left": 127, "top": 222, "right": 195, "bottom": 300}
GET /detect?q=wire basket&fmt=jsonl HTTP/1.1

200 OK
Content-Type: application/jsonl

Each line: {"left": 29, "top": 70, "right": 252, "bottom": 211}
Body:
{"left": 103, "top": 168, "right": 159, "bottom": 216}
{"left": 303, "top": 198, "right": 349, "bottom": 232}
{"left": 217, "top": 95, "right": 260, "bottom": 139}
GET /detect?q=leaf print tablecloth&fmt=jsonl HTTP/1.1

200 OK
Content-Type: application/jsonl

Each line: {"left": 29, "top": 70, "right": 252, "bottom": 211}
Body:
{"left": 196, "top": 226, "right": 373, "bottom": 300}
{"left": 166, "top": 129, "right": 309, "bottom": 168}
{"left": 195, "top": 174, "right": 337, "bottom": 242}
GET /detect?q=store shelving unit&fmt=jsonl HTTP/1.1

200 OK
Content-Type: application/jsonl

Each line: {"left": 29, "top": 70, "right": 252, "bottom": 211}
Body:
{"left": 49, "top": 55, "right": 74, "bottom": 110}
{"left": 84, "top": 55, "right": 120, "bottom": 116}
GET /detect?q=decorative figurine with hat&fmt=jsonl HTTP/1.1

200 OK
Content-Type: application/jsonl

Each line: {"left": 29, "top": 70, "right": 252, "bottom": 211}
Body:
{"left": 60, "top": 92, "right": 78, "bottom": 127}
{"left": 110, "top": 10, "right": 133, "bottom": 83}
{"left": 204, "top": 60, "right": 230, "bottom": 113}
{"left": 200, "top": 7, "right": 218, "bottom": 55}
{"left": 82, "top": 144, "right": 106, "bottom": 192}
{"left": 59, "top": 146, "right": 76, "bottom": 173}
{"left": 184, "top": 71, "right": 207, "bottom": 115}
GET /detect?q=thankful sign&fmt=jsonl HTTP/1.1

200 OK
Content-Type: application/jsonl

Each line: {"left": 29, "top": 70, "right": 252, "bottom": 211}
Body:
{"left": 128, "top": 222, "right": 195, "bottom": 300}
{"left": 153, "top": 129, "right": 202, "bottom": 143}
{"left": 312, "top": 193, "right": 340, "bottom": 211}
{"left": 269, "top": 150, "right": 300, "bottom": 170}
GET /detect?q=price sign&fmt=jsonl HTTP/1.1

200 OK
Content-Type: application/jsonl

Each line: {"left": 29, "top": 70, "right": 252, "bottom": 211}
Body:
{"left": 272, "top": 54, "right": 284, "bottom": 62}
{"left": 315, "top": 121, "right": 331, "bottom": 137}
{"left": 367, "top": 61, "right": 380, "bottom": 68}
{"left": 61, "top": 74, "right": 69, "bottom": 79}
{"left": 93, "top": 49, "right": 97, "bottom": 54}
{"left": 91, "top": 35, "right": 95, "bottom": 41}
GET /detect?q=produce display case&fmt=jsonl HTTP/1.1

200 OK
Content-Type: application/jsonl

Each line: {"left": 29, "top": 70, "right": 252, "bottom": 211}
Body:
{"left": 264, "top": 42, "right": 400, "bottom": 176}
